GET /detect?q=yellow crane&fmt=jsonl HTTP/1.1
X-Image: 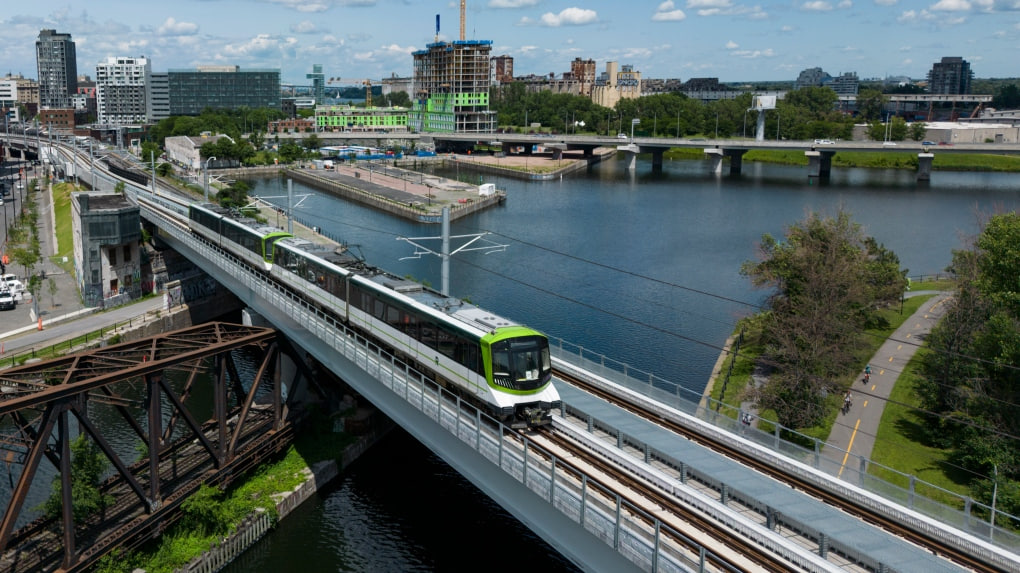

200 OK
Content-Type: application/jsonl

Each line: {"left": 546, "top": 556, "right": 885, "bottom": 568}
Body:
{"left": 327, "top": 77, "right": 379, "bottom": 107}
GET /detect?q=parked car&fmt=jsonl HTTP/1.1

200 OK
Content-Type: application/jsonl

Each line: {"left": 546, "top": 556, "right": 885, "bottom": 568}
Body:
{"left": 813, "top": 139, "right": 835, "bottom": 145}
{"left": 883, "top": 141, "right": 897, "bottom": 146}
{"left": 921, "top": 140, "right": 936, "bottom": 146}
{"left": 0, "top": 290, "right": 14, "bottom": 311}
{"left": 616, "top": 133, "right": 628, "bottom": 139}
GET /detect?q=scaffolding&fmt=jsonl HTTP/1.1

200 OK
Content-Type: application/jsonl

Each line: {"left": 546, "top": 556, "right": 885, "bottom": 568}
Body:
{"left": 411, "top": 40, "right": 496, "bottom": 133}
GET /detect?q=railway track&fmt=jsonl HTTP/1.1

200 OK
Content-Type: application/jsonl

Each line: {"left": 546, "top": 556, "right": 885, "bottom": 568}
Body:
{"left": 528, "top": 424, "right": 790, "bottom": 572}
{"left": 553, "top": 368, "right": 998, "bottom": 572}
{"left": 0, "top": 408, "right": 290, "bottom": 573}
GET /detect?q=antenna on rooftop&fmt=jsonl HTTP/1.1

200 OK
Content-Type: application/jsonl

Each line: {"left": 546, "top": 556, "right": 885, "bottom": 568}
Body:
{"left": 435, "top": 14, "right": 440, "bottom": 42}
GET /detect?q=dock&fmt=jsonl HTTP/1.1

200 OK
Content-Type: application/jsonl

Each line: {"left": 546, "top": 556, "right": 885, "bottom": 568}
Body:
{"left": 283, "top": 161, "right": 505, "bottom": 223}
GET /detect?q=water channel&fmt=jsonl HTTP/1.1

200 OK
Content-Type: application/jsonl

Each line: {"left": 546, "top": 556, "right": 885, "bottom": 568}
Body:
{"left": 224, "top": 155, "right": 1018, "bottom": 571}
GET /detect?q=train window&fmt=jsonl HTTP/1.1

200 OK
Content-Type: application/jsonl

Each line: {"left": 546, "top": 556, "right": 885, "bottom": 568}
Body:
{"left": 386, "top": 305, "right": 401, "bottom": 326}
{"left": 492, "top": 348, "right": 510, "bottom": 377}
{"left": 373, "top": 299, "right": 386, "bottom": 320}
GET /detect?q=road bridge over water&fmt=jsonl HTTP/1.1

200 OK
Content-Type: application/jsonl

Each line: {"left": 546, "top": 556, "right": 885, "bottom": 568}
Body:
{"left": 4, "top": 137, "right": 1020, "bottom": 572}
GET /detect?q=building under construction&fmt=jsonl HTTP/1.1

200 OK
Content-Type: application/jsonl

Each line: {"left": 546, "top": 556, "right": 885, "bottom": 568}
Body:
{"left": 411, "top": 3, "right": 496, "bottom": 133}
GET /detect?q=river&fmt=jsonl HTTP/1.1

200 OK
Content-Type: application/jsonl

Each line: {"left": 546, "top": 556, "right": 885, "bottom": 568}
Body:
{"left": 224, "top": 155, "right": 1019, "bottom": 571}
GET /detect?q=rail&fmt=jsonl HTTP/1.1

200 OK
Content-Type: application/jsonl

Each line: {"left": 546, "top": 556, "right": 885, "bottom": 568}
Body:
{"left": 141, "top": 203, "right": 740, "bottom": 572}
{"left": 547, "top": 336, "right": 1020, "bottom": 555}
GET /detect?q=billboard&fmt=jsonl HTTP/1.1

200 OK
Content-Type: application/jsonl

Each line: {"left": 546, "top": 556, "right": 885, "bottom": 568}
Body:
{"left": 752, "top": 95, "right": 777, "bottom": 110}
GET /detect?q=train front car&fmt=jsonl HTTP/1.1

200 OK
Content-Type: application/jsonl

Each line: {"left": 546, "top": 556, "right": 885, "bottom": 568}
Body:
{"left": 481, "top": 325, "right": 561, "bottom": 428}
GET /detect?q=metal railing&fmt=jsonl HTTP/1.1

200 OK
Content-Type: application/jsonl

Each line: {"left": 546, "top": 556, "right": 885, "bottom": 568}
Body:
{"left": 143, "top": 205, "right": 743, "bottom": 572}
{"left": 548, "top": 336, "right": 1020, "bottom": 558}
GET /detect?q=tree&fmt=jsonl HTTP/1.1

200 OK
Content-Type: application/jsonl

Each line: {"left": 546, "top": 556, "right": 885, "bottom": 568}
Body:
{"left": 909, "top": 122, "right": 927, "bottom": 141}
{"left": 741, "top": 209, "right": 906, "bottom": 428}
{"left": 918, "top": 212, "right": 1020, "bottom": 516}
{"left": 47, "top": 276, "right": 58, "bottom": 308}
{"left": 992, "top": 84, "right": 1020, "bottom": 109}
{"left": 856, "top": 89, "right": 886, "bottom": 121}
{"left": 114, "top": 181, "right": 125, "bottom": 195}
{"left": 43, "top": 434, "right": 114, "bottom": 522}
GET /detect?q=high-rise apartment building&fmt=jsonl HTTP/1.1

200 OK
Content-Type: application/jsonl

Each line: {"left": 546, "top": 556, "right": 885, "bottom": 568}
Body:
{"left": 411, "top": 40, "right": 495, "bottom": 133}
{"left": 168, "top": 66, "right": 281, "bottom": 116}
{"left": 927, "top": 57, "right": 972, "bottom": 95}
{"left": 36, "top": 29, "right": 78, "bottom": 109}
{"left": 96, "top": 56, "right": 152, "bottom": 125}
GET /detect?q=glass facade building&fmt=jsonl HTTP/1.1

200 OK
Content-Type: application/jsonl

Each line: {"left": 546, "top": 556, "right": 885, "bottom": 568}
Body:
{"left": 168, "top": 66, "right": 280, "bottom": 116}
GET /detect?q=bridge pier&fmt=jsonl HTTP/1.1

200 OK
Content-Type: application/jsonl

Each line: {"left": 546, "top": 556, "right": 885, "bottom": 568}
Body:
{"left": 704, "top": 148, "right": 724, "bottom": 175}
{"left": 917, "top": 153, "right": 934, "bottom": 181}
{"left": 618, "top": 144, "right": 639, "bottom": 170}
{"left": 725, "top": 149, "right": 746, "bottom": 175}
{"left": 651, "top": 149, "right": 664, "bottom": 172}
{"left": 805, "top": 150, "right": 835, "bottom": 179}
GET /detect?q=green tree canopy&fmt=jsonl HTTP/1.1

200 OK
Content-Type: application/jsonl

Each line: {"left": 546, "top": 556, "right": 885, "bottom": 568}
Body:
{"left": 741, "top": 209, "right": 906, "bottom": 428}
{"left": 918, "top": 212, "right": 1020, "bottom": 521}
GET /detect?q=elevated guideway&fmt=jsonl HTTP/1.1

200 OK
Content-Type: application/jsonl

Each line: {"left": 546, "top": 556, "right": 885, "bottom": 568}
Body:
{"left": 9, "top": 134, "right": 1020, "bottom": 571}
{"left": 132, "top": 195, "right": 1018, "bottom": 572}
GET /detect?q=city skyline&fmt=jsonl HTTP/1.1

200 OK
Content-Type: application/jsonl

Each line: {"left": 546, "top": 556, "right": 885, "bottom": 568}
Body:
{"left": 0, "top": 0, "right": 1016, "bottom": 87}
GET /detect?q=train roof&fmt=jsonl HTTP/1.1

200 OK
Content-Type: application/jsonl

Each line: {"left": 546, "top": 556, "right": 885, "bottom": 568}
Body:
{"left": 357, "top": 267, "right": 522, "bottom": 335}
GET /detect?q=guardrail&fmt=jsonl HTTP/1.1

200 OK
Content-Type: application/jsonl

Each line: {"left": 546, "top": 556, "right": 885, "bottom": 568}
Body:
{"left": 547, "top": 336, "right": 1020, "bottom": 557}
{"left": 142, "top": 204, "right": 741, "bottom": 572}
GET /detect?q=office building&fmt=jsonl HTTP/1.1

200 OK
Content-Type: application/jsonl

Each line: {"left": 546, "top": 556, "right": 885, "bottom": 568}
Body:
{"left": 96, "top": 56, "right": 152, "bottom": 125}
{"left": 149, "top": 73, "right": 170, "bottom": 122}
{"left": 307, "top": 64, "right": 325, "bottom": 105}
{"left": 168, "top": 66, "right": 281, "bottom": 116}
{"left": 927, "top": 57, "right": 973, "bottom": 95}
{"left": 36, "top": 29, "right": 78, "bottom": 109}
{"left": 828, "top": 72, "right": 859, "bottom": 96}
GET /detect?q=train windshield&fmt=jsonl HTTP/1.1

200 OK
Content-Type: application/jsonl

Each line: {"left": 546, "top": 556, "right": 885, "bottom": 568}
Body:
{"left": 491, "top": 336, "right": 551, "bottom": 391}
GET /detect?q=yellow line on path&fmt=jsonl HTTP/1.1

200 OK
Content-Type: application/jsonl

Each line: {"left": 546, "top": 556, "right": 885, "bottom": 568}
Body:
{"left": 839, "top": 418, "right": 862, "bottom": 478}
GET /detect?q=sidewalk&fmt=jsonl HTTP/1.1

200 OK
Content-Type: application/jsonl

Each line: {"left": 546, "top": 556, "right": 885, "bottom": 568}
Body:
{"left": 821, "top": 292, "right": 951, "bottom": 475}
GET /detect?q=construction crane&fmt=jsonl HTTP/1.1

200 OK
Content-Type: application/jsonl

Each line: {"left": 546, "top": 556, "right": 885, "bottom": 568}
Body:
{"left": 327, "top": 77, "right": 380, "bottom": 107}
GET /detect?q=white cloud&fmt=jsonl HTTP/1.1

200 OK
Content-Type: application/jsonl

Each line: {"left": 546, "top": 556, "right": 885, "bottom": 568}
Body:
{"left": 653, "top": 9, "right": 687, "bottom": 20}
{"left": 687, "top": 0, "right": 732, "bottom": 8}
{"left": 290, "top": 21, "right": 321, "bottom": 34}
{"left": 802, "top": 1, "right": 834, "bottom": 10}
{"left": 781, "top": 24, "right": 795, "bottom": 31}
{"left": 222, "top": 34, "right": 297, "bottom": 58}
{"left": 731, "top": 48, "right": 775, "bottom": 58}
{"left": 874, "top": 0, "right": 897, "bottom": 4}
{"left": 489, "top": 0, "right": 540, "bottom": 7}
{"left": 157, "top": 17, "right": 198, "bottom": 36}
{"left": 931, "top": 0, "right": 971, "bottom": 10}
{"left": 538, "top": 8, "right": 598, "bottom": 26}
{"left": 838, "top": 0, "right": 853, "bottom": 7}
{"left": 726, "top": 40, "right": 739, "bottom": 48}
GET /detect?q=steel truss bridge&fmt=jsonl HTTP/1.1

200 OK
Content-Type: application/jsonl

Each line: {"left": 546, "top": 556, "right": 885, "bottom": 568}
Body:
{"left": 0, "top": 323, "right": 312, "bottom": 572}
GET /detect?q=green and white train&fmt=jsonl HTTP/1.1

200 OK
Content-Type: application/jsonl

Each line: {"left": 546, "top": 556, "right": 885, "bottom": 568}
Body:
{"left": 186, "top": 202, "right": 560, "bottom": 428}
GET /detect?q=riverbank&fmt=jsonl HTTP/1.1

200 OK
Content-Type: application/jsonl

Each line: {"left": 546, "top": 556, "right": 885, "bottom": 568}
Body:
{"left": 664, "top": 146, "right": 1020, "bottom": 171}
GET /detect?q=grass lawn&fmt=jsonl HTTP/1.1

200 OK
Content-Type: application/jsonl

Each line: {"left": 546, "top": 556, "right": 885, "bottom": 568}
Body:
{"left": 50, "top": 182, "right": 76, "bottom": 272}
{"left": 712, "top": 294, "right": 935, "bottom": 446}
{"left": 869, "top": 350, "right": 973, "bottom": 506}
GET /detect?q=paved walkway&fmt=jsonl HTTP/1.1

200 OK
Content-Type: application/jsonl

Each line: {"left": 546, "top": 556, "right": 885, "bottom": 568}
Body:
{"left": 821, "top": 292, "right": 952, "bottom": 476}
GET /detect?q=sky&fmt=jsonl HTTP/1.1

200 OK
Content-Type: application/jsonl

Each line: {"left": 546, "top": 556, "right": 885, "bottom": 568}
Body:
{"left": 0, "top": 0, "right": 1016, "bottom": 87}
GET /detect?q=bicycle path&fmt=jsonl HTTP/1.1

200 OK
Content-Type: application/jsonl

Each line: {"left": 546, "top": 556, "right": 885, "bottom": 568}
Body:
{"left": 821, "top": 292, "right": 951, "bottom": 477}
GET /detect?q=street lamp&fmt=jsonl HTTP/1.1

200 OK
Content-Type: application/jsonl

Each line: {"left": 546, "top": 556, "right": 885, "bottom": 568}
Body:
{"left": 776, "top": 109, "right": 781, "bottom": 141}
{"left": 204, "top": 156, "right": 217, "bottom": 202}
{"left": 743, "top": 109, "right": 749, "bottom": 138}
{"left": 715, "top": 113, "right": 719, "bottom": 139}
